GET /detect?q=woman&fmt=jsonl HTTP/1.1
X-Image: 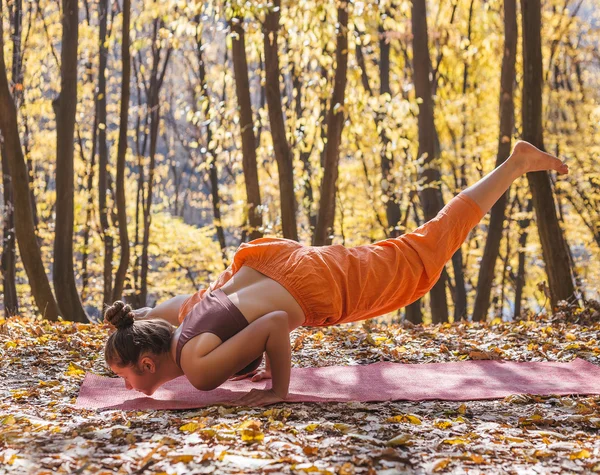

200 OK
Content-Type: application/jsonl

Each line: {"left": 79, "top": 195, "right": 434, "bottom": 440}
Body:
{"left": 104, "top": 141, "right": 569, "bottom": 407}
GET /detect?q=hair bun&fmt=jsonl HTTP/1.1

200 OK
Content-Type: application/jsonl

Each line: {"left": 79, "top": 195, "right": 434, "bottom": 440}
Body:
{"left": 104, "top": 300, "right": 135, "bottom": 330}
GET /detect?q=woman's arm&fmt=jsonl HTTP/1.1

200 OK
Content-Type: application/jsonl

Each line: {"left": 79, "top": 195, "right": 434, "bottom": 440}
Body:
{"left": 186, "top": 311, "right": 291, "bottom": 398}
{"left": 136, "top": 294, "right": 193, "bottom": 327}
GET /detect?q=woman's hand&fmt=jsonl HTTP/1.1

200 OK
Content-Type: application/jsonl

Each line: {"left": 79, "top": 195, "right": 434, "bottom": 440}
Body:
{"left": 225, "top": 388, "right": 285, "bottom": 407}
{"left": 228, "top": 368, "right": 272, "bottom": 382}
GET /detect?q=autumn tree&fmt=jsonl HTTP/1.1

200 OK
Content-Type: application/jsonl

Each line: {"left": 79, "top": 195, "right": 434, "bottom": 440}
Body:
{"left": 0, "top": 0, "right": 61, "bottom": 320}
{"left": 410, "top": 0, "right": 448, "bottom": 323}
{"left": 112, "top": 0, "right": 132, "bottom": 302}
{"left": 229, "top": 12, "right": 263, "bottom": 242}
{"left": 520, "top": 0, "right": 575, "bottom": 308}
{"left": 263, "top": 0, "right": 298, "bottom": 241}
{"left": 472, "top": 0, "right": 517, "bottom": 321}
{"left": 313, "top": 1, "right": 349, "bottom": 246}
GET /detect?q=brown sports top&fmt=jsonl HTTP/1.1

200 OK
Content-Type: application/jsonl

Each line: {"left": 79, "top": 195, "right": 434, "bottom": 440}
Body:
{"left": 175, "top": 288, "right": 263, "bottom": 375}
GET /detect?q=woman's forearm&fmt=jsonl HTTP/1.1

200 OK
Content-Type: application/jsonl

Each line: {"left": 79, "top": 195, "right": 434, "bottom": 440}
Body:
{"left": 265, "top": 315, "right": 291, "bottom": 399}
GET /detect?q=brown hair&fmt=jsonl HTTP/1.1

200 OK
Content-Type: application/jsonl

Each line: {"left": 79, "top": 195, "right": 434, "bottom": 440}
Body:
{"left": 103, "top": 301, "right": 173, "bottom": 370}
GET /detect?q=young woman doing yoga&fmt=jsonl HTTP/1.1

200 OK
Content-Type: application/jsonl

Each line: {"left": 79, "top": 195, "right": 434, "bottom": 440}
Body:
{"left": 103, "top": 141, "right": 569, "bottom": 406}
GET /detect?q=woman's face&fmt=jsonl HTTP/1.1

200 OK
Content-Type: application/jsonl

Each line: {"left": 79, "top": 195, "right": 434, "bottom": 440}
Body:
{"left": 110, "top": 360, "right": 159, "bottom": 396}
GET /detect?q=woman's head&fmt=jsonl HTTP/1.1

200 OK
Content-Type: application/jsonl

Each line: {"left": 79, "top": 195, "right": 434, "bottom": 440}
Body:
{"left": 104, "top": 300, "right": 174, "bottom": 396}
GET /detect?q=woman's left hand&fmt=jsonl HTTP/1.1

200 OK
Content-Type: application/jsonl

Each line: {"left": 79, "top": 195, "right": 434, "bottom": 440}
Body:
{"left": 224, "top": 388, "right": 286, "bottom": 407}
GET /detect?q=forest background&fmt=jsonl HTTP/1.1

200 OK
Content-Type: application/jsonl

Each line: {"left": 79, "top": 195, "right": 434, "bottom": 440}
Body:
{"left": 0, "top": 0, "right": 599, "bottom": 326}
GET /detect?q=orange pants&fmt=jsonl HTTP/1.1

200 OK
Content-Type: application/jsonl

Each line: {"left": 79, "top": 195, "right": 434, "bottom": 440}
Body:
{"left": 178, "top": 193, "right": 484, "bottom": 327}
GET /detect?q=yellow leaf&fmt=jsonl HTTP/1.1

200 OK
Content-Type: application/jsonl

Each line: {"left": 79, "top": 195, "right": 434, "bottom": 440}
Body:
{"left": 179, "top": 422, "right": 199, "bottom": 432}
{"left": 65, "top": 362, "right": 85, "bottom": 377}
{"left": 565, "top": 333, "right": 577, "bottom": 341}
{"left": 239, "top": 420, "right": 264, "bottom": 442}
{"left": 1, "top": 415, "right": 16, "bottom": 425}
{"left": 5, "top": 341, "right": 17, "bottom": 349}
{"left": 443, "top": 437, "right": 469, "bottom": 445}
{"left": 304, "top": 423, "right": 319, "bottom": 432}
{"left": 172, "top": 455, "right": 194, "bottom": 463}
{"left": 434, "top": 420, "right": 452, "bottom": 429}
{"left": 570, "top": 449, "right": 591, "bottom": 460}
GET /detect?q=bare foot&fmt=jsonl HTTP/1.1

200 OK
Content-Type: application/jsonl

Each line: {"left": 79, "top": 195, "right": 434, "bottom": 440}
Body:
{"left": 510, "top": 140, "right": 569, "bottom": 175}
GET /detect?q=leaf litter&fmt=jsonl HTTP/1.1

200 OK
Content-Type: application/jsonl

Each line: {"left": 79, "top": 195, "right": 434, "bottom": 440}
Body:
{"left": 2, "top": 300, "right": 600, "bottom": 473}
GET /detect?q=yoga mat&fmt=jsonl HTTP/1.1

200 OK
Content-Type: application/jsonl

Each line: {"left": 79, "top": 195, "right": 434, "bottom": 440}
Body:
{"left": 75, "top": 358, "right": 600, "bottom": 411}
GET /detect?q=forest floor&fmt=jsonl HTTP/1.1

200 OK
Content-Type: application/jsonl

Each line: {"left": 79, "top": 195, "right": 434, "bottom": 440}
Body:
{"left": 2, "top": 302, "right": 600, "bottom": 475}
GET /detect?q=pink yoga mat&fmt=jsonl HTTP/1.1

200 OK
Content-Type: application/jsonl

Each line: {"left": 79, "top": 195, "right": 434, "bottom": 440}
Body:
{"left": 75, "top": 358, "right": 600, "bottom": 411}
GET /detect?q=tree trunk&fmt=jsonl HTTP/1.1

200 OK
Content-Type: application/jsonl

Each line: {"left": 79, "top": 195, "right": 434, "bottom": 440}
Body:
{"left": 520, "top": 0, "right": 575, "bottom": 309}
{"left": 196, "top": 17, "right": 227, "bottom": 265}
{"left": 52, "top": 0, "right": 87, "bottom": 322}
{"left": 140, "top": 20, "right": 171, "bottom": 306}
{"left": 405, "top": 196, "right": 423, "bottom": 324}
{"left": 513, "top": 197, "right": 532, "bottom": 319}
{"left": 1, "top": 0, "right": 25, "bottom": 318}
{"left": 112, "top": 0, "right": 131, "bottom": 302}
{"left": 0, "top": 5, "right": 61, "bottom": 320}
{"left": 230, "top": 15, "right": 263, "bottom": 242}
{"left": 313, "top": 3, "right": 349, "bottom": 246}
{"left": 411, "top": 0, "right": 448, "bottom": 323}
{"left": 97, "top": 0, "right": 114, "bottom": 307}
{"left": 472, "top": 0, "right": 517, "bottom": 321}
{"left": 263, "top": 0, "right": 298, "bottom": 241}
{"left": 1, "top": 146, "right": 18, "bottom": 317}
{"left": 378, "top": 22, "right": 402, "bottom": 238}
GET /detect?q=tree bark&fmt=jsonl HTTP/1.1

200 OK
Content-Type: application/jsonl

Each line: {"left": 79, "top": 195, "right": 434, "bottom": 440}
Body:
{"left": 140, "top": 19, "right": 171, "bottom": 305}
{"left": 472, "top": 0, "right": 517, "bottom": 321}
{"left": 520, "top": 0, "right": 575, "bottom": 308}
{"left": 0, "top": 4, "right": 61, "bottom": 320}
{"left": 1, "top": 145, "right": 18, "bottom": 317}
{"left": 97, "top": 0, "right": 114, "bottom": 307}
{"left": 513, "top": 197, "right": 532, "bottom": 319}
{"left": 52, "top": 0, "right": 87, "bottom": 322}
{"left": 313, "top": 3, "right": 349, "bottom": 246}
{"left": 263, "top": 0, "right": 298, "bottom": 241}
{"left": 378, "top": 22, "right": 402, "bottom": 238}
{"left": 112, "top": 0, "right": 131, "bottom": 302}
{"left": 230, "top": 14, "right": 263, "bottom": 242}
{"left": 1, "top": 0, "right": 24, "bottom": 318}
{"left": 411, "top": 0, "right": 448, "bottom": 323}
{"left": 196, "top": 16, "right": 227, "bottom": 265}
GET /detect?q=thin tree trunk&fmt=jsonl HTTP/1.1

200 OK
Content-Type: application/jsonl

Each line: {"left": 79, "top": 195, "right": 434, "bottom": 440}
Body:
{"left": 263, "top": 0, "right": 298, "bottom": 240}
{"left": 405, "top": 195, "right": 423, "bottom": 324}
{"left": 112, "top": 0, "right": 131, "bottom": 302}
{"left": 1, "top": 0, "right": 24, "bottom": 318}
{"left": 472, "top": 0, "right": 517, "bottom": 321}
{"left": 140, "top": 19, "right": 172, "bottom": 305}
{"left": 378, "top": 21, "right": 402, "bottom": 238}
{"left": 97, "top": 0, "right": 114, "bottom": 307}
{"left": 1, "top": 146, "right": 18, "bottom": 317}
{"left": 513, "top": 197, "right": 532, "bottom": 319}
{"left": 520, "top": 0, "right": 575, "bottom": 309}
{"left": 411, "top": 0, "right": 448, "bottom": 323}
{"left": 52, "top": 0, "right": 87, "bottom": 322}
{"left": 195, "top": 17, "right": 227, "bottom": 264}
{"left": 291, "top": 63, "right": 316, "bottom": 233}
{"left": 230, "top": 14, "right": 263, "bottom": 241}
{"left": 0, "top": 4, "right": 60, "bottom": 320}
{"left": 313, "top": 3, "right": 349, "bottom": 246}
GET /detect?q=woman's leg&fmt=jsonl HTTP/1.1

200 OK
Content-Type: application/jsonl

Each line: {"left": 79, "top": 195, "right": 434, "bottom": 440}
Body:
{"left": 317, "top": 140, "right": 569, "bottom": 326}
{"left": 461, "top": 140, "right": 568, "bottom": 215}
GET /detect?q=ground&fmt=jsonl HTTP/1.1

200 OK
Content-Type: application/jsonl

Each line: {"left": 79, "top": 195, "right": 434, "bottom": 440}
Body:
{"left": 2, "top": 301, "right": 600, "bottom": 474}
